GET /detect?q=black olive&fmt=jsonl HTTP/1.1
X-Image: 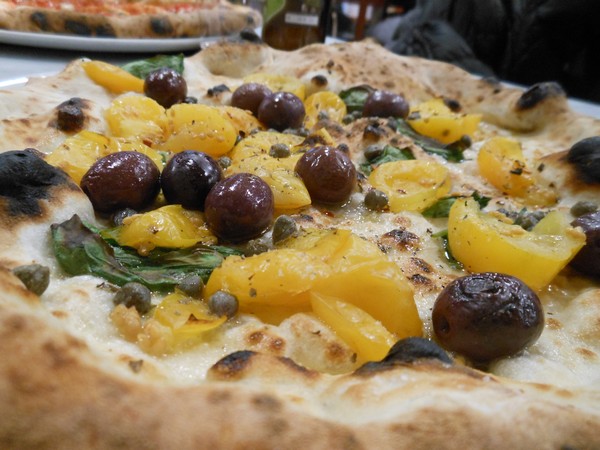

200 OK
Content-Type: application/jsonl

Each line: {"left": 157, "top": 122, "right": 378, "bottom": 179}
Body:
{"left": 80, "top": 151, "right": 160, "bottom": 214}
{"left": 257, "top": 91, "right": 305, "bottom": 131}
{"left": 56, "top": 97, "right": 86, "bottom": 132}
{"left": 364, "top": 189, "right": 388, "bottom": 210}
{"left": 272, "top": 214, "right": 297, "bottom": 244}
{"left": 161, "top": 151, "right": 223, "bottom": 211}
{"left": 12, "top": 264, "right": 50, "bottom": 296}
{"left": 362, "top": 90, "right": 409, "bottom": 119}
{"left": 569, "top": 211, "right": 600, "bottom": 277}
{"left": 113, "top": 282, "right": 152, "bottom": 314}
{"left": 567, "top": 136, "right": 600, "bottom": 183}
{"left": 208, "top": 290, "right": 239, "bottom": 318}
{"left": 295, "top": 146, "right": 357, "bottom": 204}
{"left": 144, "top": 67, "right": 187, "bottom": 108}
{"left": 204, "top": 173, "right": 274, "bottom": 243}
{"left": 432, "top": 273, "right": 544, "bottom": 362}
{"left": 177, "top": 274, "right": 204, "bottom": 298}
{"left": 231, "top": 83, "right": 273, "bottom": 116}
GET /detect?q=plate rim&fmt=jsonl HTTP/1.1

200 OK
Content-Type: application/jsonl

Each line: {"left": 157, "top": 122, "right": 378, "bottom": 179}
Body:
{"left": 0, "top": 29, "right": 222, "bottom": 53}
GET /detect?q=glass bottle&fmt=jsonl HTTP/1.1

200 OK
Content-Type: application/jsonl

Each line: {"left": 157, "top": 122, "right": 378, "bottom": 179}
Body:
{"left": 262, "top": 0, "right": 331, "bottom": 50}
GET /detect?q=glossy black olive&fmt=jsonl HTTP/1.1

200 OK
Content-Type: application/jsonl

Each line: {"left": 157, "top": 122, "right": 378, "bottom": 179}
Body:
{"left": 567, "top": 136, "right": 600, "bottom": 183}
{"left": 362, "top": 90, "right": 409, "bottom": 119}
{"left": 432, "top": 273, "right": 544, "bottom": 362}
{"left": 570, "top": 211, "right": 600, "bottom": 277}
{"left": 80, "top": 151, "right": 160, "bottom": 214}
{"left": 295, "top": 145, "right": 357, "bottom": 204}
{"left": 208, "top": 290, "right": 239, "bottom": 318}
{"left": 12, "top": 264, "right": 50, "bottom": 296}
{"left": 113, "top": 282, "right": 152, "bottom": 314}
{"left": 161, "top": 151, "right": 223, "bottom": 211}
{"left": 257, "top": 91, "right": 305, "bottom": 131}
{"left": 204, "top": 173, "right": 274, "bottom": 243}
{"left": 144, "top": 67, "right": 187, "bottom": 108}
{"left": 231, "top": 83, "right": 273, "bottom": 116}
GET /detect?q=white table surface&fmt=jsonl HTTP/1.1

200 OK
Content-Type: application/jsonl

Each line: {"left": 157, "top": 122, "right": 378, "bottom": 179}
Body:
{"left": 1, "top": 40, "right": 600, "bottom": 119}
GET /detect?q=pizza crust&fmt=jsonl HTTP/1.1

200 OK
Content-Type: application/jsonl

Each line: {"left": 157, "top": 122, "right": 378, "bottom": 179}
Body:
{"left": 0, "top": 0, "right": 261, "bottom": 38}
{"left": 1, "top": 267, "right": 599, "bottom": 449}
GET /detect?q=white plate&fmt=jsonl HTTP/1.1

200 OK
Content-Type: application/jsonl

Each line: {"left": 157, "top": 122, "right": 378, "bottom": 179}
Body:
{"left": 0, "top": 29, "right": 225, "bottom": 53}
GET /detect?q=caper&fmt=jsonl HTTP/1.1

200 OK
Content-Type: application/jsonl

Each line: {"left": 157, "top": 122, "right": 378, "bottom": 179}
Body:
{"left": 113, "top": 282, "right": 152, "bottom": 314}
{"left": 364, "top": 189, "right": 389, "bottom": 210}
{"left": 218, "top": 156, "right": 232, "bottom": 169}
{"left": 363, "top": 144, "right": 384, "bottom": 161}
{"left": 111, "top": 208, "right": 137, "bottom": 227}
{"left": 272, "top": 215, "right": 297, "bottom": 244}
{"left": 570, "top": 200, "right": 598, "bottom": 217}
{"left": 12, "top": 264, "right": 50, "bottom": 296}
{"left": 208, "top": 290, "right": 239, "bottom": 319}
{"left": 269, "top": 143, "right": 291, "bottom": 158}
{"left": 177, "top": 274, "right": 204, "bottom": 298}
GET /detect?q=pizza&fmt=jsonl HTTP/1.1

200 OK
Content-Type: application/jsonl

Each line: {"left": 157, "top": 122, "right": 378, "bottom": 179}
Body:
{"left": 0, "top": 0, "right": 261, "bottom": 39}
{"left": 1, "top": 38, "right": 600, "bottom": 448}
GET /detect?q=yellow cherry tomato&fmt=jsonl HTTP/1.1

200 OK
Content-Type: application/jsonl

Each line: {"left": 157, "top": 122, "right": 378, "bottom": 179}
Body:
{"left": 304, "top": 91, "right": 347, "bottom": 129}
{"left": 448, "top": 198, "right": 586, "bottom": 290}
{"left": 204, "top": 249, "right": 333, "bottom": 310}
{"left": 310, "top": 292, "right": 396, "bottom": 363}
{"left": 369, "top": 159, "right": 451, "bottom": 212}
{"left": 82, "top": 60, "right": 144, "bottom": 94}
{"left": 46, "top": 131, "right": 111, "bottom": 184}
{"left": 243, "top": 73, "right": 306, "bottom": 100}
{"left": 105, "top": 94, "right": 167, "bottom": 143}
{"left": 114, "top": 205, "right": 216, "bottom": 254}
{"left": 162, "top": 104, "right": 237, "bottom": 157}
{"left": 154, "top": 292, "right": 226, "bottom": 348}
{"left": 407, "top": 98, "right": 481, "bottom": 144}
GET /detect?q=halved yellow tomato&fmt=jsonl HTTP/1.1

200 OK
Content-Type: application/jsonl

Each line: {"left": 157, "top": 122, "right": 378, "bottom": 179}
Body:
{"left": 114, "top": 204, "right": 216, "bottom": 254}
{"left": 304, "top": 91, "right": 347, "bottom": 129}
{"left": 154, "top": 292, "right": 226, "bottom": 347}
{"left": 203, "top": 249, "right": 333, "bottom": 309}
{"left": 105, "top": 94, "right": 167, "bottom": 143}
{"left": 448, "top": 198, "right": 586, "bottom": 290}
{"left": 368, "top": 159, "right": 451, "bottom": 212}
{"left": 162, "top": 104, "right": 237, "bottom": 156}
{"left": 82, "top": 60, "right": 144, "bottom": 94}
{"left": 310, "top": 292, "right": 395, "bottom": 362}
{"left": 407, "top": 98, "right": 481, "bottom": 144}
{"left": 243, "top": 73, "right": 306, "bottom": 100}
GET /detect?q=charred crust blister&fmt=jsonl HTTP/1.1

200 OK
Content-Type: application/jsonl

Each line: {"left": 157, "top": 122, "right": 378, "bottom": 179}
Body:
{"left": 355, "top": 337, "right": 453, "bottom": 375}
{"left": 209, "top": 350, "right": 256, "bottom": 379}
{"left": 0, "top": 150, "right": 75, "bottom": 217}
{"left": 65, "top": 19, "right": 92, "bottom": 36}
{"left": 29, "top": 12, "right": 50, "bottom": 31}
{"left": 150, "top": 17, "right": 174, "bottom": 36}
{"left": 516, "top": 82, "right": 566, "bottom": 111}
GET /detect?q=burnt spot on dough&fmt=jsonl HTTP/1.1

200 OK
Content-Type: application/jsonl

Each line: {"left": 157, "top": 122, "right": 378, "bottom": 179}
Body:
{"left": 210, "top": 350, "right": 255, "bottom": 379}
{"left": 355, "top": 337, "right": 452, "bottom": 375}
{"left": 239, "top": 28, "right": 262, "bottom": 43}
{"left": 311, "top": 74, "right": 328, "bottom": 88}
{"left": 410, "top": 257, "right": 433, "bottom": 273}
{"left": 95, "top": 24, "right": 116, "bottom": 37}
{"left": 65, "top": 19, "right": 92, "bottom": 36}
{"left": 0, "top": 149, "right": 77, "bottom": 218}
{"left": 207, "top": 84, "right": 230, "bottom": 98}
{"left": 408, "top": 273, "right": 432, "bottom": 286}
{"left": 150, "top": 17, "right": 174, "bottom": 35}
{"left": 252, "top": 393, "right": 283, "bottom": 412}
{"left": 516, "top": 82, "right": 566, "bottom": 111}
{"left": 50, "top": 97, "right": 89, "bottom": 133}
{"left": 30, "top": 12, "right": 50, "bottom": 31}
{"left": 381, "top": 228, "right": 420, "bottom": 252}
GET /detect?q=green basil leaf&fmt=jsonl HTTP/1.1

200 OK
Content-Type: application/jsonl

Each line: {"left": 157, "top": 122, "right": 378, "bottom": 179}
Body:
{"left": 360, "top": 145, "right": 414, "bottom": 175}
{"left": 423, "top": 192, "right": 491, "bottom": 218}
{"left": 339, "top": 85, "right": 373, "bottom": 113}
{"left": 52, "top": 215, "right": 239, "bottom": 292}
{"left": 389, "top": 118, "right": 467, "bottom": 163}
{"left": 432, "top": 229, "right": 463, "bottom": 270}
{"left": 121, "top": 54, "right": 185, "bottom": 79}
